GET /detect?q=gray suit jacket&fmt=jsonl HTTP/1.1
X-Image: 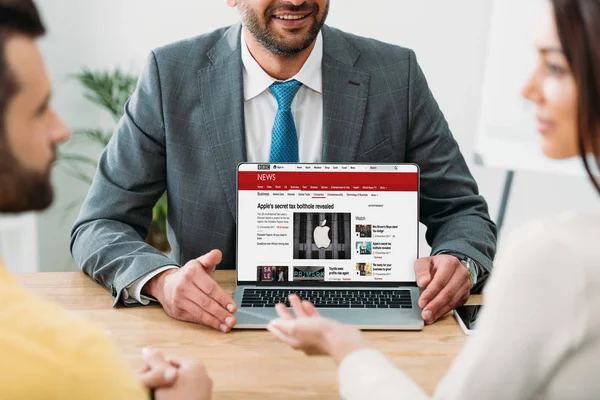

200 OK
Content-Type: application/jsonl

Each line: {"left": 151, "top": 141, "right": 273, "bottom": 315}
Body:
{"left": 71, "top": 24, "right": 497, "bottom": 305}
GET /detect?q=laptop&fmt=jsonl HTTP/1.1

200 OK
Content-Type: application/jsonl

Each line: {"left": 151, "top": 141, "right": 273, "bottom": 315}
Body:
{"left": 233, "top": 163, "right": 423, "bottom": 330}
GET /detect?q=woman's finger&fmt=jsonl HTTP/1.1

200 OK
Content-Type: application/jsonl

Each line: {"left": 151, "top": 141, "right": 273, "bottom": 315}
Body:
{"left": 267, "top": 321, "right": 299, "bottom": 347}
{"left": 275, "top": 302, "right": 295, "bottom": 319}
{"left": 302, "top": 300, "right": 320, "bottom": 317}
{"left": 268, "top": 318, "right": 295, "bottom": 336}
{"left": 289, "top": 294, "right": 308, "bottom": 317}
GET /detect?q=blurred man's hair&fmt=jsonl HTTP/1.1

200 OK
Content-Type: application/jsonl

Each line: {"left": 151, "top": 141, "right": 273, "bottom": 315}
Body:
{"left": 0, "top": 0, "right": 46, "bottom": 137}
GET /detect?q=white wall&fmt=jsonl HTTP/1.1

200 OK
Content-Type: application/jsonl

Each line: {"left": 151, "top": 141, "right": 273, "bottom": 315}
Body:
{"left": 34, "top": 0, "right": 598, "bottom": 272}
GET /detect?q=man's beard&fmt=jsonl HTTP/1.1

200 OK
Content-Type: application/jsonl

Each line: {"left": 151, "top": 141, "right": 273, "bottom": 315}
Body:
{"left": 0, "top": 141, "right": 54, "bottom": 213}
{"left": 240, "top": 1, "right": 329, "bottom": 57}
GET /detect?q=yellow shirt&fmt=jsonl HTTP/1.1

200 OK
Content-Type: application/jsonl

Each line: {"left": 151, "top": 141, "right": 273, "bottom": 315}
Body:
{"left": 0, "top": 261, "right": 148, "bottom": 399}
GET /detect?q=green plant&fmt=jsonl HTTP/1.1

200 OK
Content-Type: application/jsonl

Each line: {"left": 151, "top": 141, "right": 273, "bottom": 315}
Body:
{"left": 59, "top": 68, "right": 169, "bottom": 252}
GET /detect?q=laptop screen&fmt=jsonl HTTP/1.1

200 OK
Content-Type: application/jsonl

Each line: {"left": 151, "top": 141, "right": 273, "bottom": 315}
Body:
{"left": 236, "top": 163, "right": 419, "bottom": 286}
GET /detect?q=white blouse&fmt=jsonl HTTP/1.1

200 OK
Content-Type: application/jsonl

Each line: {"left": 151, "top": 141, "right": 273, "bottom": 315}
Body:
{"left": 338, "top": 212, "right": 600, "bottom": 400}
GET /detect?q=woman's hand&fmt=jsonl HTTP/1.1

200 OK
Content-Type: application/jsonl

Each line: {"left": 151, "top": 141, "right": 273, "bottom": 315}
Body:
{"left": 267, "top": 294, "right": 369, "bottom": 365}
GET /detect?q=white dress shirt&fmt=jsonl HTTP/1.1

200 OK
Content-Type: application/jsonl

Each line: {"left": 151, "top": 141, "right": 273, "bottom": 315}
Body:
{"left": 123, "top": 29, "right": 324, "bottom": 305}
{"left": 338, "top": 212, "right": 600, "bottom": 400}
{"left": 242, "top": 29, "right": 323, "bottom": 162}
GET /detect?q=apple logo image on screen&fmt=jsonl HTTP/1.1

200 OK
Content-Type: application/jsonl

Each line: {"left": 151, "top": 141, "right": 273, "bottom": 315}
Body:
{"left": 313, "top": 219, "right": 331, "bottom": 249}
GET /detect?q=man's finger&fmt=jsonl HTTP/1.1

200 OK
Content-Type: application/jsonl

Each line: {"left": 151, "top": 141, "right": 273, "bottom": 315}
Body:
{"left": 425, "top": 302, "right": 454, "bottom": 326}
{"left": 139, "top": 347, "right": 178, "bottom": 389}
{"left": 275, "top": 303, "right": 294, "bottom": 319}
{"left": 137, "top": 364, "right": 178, "bottom": 389}
{"left": 418, "top": 261, "right": 455, "bottom": 308}
{"left": 187, "top": 288, "right": 236, "bottom": 328}
{"left": 430, "top": 281, "right": 471, "bottom": 324}
{"left": 191, "top": 265, "right": 237, "bottom": 313}
{"left": 289, "top": 294, "right": 308, "bottom": 318}
{"left": 414, "top": 258, "right": 433, "bottom": 288}
{"left": 422, "top": 267, "right": 466, "bottom": 318}
{"left": 138, "top": 363, "right": 151, "bottom": 374}
{"left": 165, "top": 358, "right": 181, "bottom": 368}
{"left": 142, "top": 347, "right": 167, "bottom": 364}
{"left": 166, "top": 357, "right": 207, "bottom": 371}
{"left": 164, "top": 357, "right": 188, "bottom": 368}
{"left": 197, "top": 249, "right": 223, "bottom": 276}
{"left": 179, "top": 298, "right": 229, "bottom": 332}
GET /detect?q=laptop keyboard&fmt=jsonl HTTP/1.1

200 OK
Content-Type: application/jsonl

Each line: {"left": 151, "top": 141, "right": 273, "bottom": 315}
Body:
{"left": 241, "top": 288, "right": 413, "bottom": 309}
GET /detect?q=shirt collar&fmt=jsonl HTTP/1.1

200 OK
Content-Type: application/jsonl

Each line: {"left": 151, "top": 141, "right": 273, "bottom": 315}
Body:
{"left": 241, "top": 28, "right": 323, "bottom": 101}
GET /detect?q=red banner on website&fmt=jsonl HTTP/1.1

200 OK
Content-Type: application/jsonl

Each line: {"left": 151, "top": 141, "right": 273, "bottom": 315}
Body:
{"left": 238, "top": 172, "right": 418, "bottom": 192}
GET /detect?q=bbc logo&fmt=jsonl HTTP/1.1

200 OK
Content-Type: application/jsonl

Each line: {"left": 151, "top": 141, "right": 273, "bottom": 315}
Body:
{"left": 258, "top": 164, "right": 271, "bottom": 170}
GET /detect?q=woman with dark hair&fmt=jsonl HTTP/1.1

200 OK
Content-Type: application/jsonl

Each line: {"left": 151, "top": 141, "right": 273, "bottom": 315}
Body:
{"left": 266, "top": 1, "right": 600, "bottom": 398}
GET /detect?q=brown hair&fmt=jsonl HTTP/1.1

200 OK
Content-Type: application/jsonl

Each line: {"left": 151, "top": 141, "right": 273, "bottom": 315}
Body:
{"left": 552, "top": 0, "right": 600, "bottom": 194}
{"left": 0, "top": 0, "right": 46, "bottom": 137}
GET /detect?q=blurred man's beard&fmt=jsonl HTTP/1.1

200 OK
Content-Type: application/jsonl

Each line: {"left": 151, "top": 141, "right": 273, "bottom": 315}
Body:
{"left": 240, "top": 1, "right": 329, "bottom": 57}
{"left": 0, "top": 143, "right": 54, "bottom": 213}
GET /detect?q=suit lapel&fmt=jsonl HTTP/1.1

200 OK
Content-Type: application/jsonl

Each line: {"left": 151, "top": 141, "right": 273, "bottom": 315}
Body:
{"left": 197, "top": 25, "right": 370, "bottom": 218}
{"left": 321, "top": 26, "right": 370, "bottom": 162}
{"left": 198, "top": 24, "right": 246, "bottom": 221}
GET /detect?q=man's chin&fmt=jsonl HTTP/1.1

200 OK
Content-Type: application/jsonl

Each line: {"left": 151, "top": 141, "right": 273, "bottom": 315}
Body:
{"left": 277, "top": 42, "right": 313, "bottom": 55}
{"left": 265, "top": 34, "right": 317, "bottom": 56}
{"left": 0, "top": 182, "right": 54, "bottom": 213}
{"left": 0, "top": 148, "right": 56, "bottom": 213}
{"left": 269, "top": 23, "right": 314, "bottom": 41}
{"left": 27, "top": 179, "right": 54, "bottom": 212}
{"left": 29, "top": 189, "right": 54, "bottom": 212}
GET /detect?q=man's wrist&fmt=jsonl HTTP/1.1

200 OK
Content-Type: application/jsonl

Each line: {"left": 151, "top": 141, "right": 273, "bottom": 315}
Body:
{"left": 142, "top": 269, "right": 177, "bottom": 301}
{"left": 436, "top": 251, "right": 479, "bottom": 285}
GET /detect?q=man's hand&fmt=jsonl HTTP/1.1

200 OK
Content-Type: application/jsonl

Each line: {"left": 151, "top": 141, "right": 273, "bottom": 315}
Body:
{"left": 143, "top": 250, "right": 237, "bottom": 332}
{"left": 137, "top": 347, "right": 212, "bottom": 400}
{"left": 267, "top": 295, "right": 368, "bottom": 365}
{"left": 415, "top": 255, "right": 472, "bottom": 325}
{"left": 137, "top": 347, "right": 178, "bottom": 389}
{"left": 154, "top": 357, "right": 213, "bottom": 400}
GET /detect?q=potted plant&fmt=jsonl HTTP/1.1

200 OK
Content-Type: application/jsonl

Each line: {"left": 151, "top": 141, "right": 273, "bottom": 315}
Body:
{"left": 59, "top": 68, "right": 170, "bottom": 253}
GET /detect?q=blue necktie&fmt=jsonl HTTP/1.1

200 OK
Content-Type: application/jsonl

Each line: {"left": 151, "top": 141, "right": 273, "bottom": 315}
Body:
{"left": 269, "top": 80, "right": 302, "bottom": 163}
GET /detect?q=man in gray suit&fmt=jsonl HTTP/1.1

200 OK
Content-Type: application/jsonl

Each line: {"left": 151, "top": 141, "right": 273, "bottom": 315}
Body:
{"left": 71, "top": 0, "right": 497, "bottom": 332}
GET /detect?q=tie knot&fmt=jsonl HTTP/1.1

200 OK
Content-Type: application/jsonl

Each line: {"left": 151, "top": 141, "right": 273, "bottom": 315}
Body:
{"left": 270, "top": 79, "right": 302, "bottom": 110}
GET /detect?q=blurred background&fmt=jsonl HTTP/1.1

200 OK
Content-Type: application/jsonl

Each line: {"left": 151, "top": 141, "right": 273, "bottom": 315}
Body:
{"left": 0, "top": 0, "right": 597, "bottom": 273}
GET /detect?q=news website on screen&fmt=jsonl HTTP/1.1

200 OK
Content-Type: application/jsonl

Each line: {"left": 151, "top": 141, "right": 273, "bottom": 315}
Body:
{"left": 237, "top": 164, "right": 418, "bottom": 284}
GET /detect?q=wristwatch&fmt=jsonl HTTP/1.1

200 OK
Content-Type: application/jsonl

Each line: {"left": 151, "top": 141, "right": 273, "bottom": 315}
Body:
{"left": 437, "top": 251, "right": 478, "bottom": 287}
{"left": 459, "top": 256, "right": 478, "bottom": 287}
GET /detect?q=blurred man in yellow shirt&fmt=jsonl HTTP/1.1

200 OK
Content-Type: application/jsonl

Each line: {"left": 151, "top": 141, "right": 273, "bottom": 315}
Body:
{"left": 0, "top": 0, "right": 212, "bottom": 398}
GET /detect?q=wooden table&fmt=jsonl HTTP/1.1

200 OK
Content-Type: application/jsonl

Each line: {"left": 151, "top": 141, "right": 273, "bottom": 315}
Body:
{"left": 16, "top": 271, "right": 481, "bottom": 399}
